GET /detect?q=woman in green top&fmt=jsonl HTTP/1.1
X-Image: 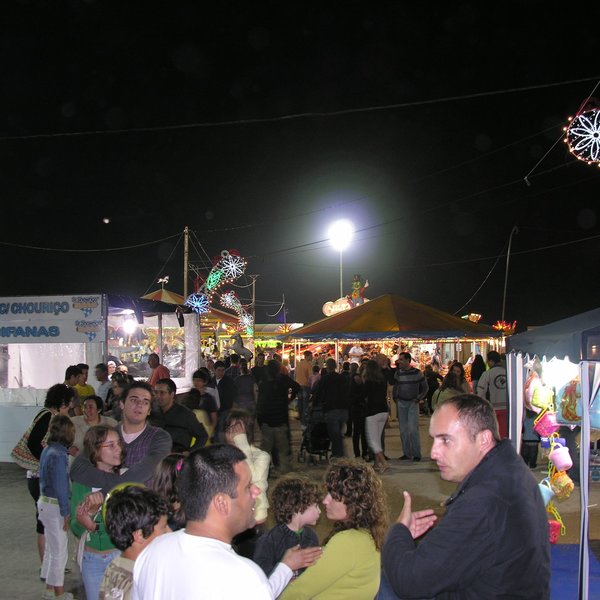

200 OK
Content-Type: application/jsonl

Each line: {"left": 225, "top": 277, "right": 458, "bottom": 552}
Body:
{"left": 71, "top": 425, "right": 123, "bottom": 600}
{"left": 280, "top": 460, "right": 388, "bottom": 600}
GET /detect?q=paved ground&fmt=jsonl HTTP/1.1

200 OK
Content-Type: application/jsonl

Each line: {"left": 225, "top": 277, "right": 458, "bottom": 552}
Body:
{"left": 2, "top": 414, "right": 598, "bottom": 599}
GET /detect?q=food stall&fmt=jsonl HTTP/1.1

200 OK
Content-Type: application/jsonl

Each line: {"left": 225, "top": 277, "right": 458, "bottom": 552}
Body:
{"left": 282, "top": 294, "right": 502, "bottom": 369}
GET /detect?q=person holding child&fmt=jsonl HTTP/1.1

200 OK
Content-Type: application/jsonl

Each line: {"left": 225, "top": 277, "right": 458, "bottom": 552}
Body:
{"left": 280, "top": 460, "right": 388, "bottom": 599}
{"left": 253, "top": 474, "right": 321, "bottom": 578}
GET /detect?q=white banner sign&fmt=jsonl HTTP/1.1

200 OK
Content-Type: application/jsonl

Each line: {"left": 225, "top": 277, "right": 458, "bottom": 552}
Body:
{"left": 0, "top": 294, "right": 105, "bottom": 343}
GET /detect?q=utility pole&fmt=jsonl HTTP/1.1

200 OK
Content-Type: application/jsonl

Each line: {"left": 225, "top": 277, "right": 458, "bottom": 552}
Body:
{"left": 183, "top": 226, "right": 189, "bottom": 298}
{"left": 250, "top": 275, "right": 258, "bottom": 356}
{"left": 501, "top": 226, "right": 519, "bottom": 323}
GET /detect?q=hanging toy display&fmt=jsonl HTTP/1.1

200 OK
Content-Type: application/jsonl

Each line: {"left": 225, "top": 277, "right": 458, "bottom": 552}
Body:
{"left": 564, "top": 103, "right": 600, "bottom": 166}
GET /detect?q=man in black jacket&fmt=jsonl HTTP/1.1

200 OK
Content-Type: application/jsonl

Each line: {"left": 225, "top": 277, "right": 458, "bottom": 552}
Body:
{"left": 380, "top": 394, "right": 550, "bottom": 600}
{"left": 314, "top": 358, "right": 349, "bottom": 458}
{"left": 256, "top": 360, "right": 300, "bottom": 475}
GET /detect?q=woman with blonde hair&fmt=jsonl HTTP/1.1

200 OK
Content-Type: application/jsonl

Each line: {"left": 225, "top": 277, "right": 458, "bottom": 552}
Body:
{"left": 280, "top": 459, "right": 388, "bottom": 599}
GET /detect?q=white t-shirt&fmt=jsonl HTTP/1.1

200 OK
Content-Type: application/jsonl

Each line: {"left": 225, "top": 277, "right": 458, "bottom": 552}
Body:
{"left": 348, "top": 345, "right": 364, "bottom": 364}
{"left": 133, "top": 530, "right": 291, "bottom": 600}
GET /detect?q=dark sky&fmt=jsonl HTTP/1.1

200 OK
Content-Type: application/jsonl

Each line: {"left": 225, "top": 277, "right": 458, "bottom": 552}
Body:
{"left": 2, "top": 1, "right": 600, "bottom": 330}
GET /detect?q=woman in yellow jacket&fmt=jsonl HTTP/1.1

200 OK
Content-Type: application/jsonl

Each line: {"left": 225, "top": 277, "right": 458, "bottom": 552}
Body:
{"left": 280, "top": 460, "right": 388, "bottom": 600}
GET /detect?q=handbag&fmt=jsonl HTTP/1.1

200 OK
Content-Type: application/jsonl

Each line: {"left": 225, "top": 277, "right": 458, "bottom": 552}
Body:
{"left": 10, "top": 409, "right": 50, "bottom": 470}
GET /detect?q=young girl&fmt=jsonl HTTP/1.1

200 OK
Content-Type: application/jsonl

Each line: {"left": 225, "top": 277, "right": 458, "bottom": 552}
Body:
{"left": 71, "top": 425, "right": 124, "bottom": 600}
{"left": 152, "top": 454, "right": 186, "bottom": 531}
{"left": 253, "top": 474, "right": 321, "bottom": 577}
{"left": 38, "top": 414, "right": 76, "bottom": 600}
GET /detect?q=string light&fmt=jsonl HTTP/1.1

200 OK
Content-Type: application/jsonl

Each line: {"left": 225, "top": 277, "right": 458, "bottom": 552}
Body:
{"left": 564, "top": 108, "right": 600, "bottom": 166}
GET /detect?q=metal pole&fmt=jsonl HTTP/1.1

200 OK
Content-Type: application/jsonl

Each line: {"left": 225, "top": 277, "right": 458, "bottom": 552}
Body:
{"left": 183, "top": 226, "right": 189, "bottom": 299}
{"left": 501, "top": 226, "right": 519, "bottom": 323}
{"left": 339, "top": 250, "right": 343, "bottom": 299}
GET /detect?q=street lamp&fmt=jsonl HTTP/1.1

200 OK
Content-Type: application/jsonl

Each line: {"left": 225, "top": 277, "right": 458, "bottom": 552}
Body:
{"left": 328, "top": 219, "right": 354, "bottom": 299}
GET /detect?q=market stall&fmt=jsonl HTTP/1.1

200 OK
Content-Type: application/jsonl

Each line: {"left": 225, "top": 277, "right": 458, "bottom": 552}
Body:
{"left": 507, "top": 308, "right": 600, "bottom": 600}
{"left": 282, "top": 294, "right": 502, "bottom": 369}
{"left": 0, "top": 293, "right": 200, "bottom": 461}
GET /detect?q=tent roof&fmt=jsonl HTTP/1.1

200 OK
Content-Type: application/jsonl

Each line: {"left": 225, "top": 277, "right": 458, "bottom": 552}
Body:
{"left": 282, "top": 294, "right": 500, "bottom": 341}
{"left": 506, "top": 307, "right": 600, "bottom": 361}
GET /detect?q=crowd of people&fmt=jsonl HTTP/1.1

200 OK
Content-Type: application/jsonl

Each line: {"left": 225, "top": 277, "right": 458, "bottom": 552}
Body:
{"left": 15, "top": 347, "right": 552, "bottom": 600}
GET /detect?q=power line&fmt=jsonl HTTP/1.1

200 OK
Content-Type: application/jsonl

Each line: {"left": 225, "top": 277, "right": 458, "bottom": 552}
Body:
{"left": 0, "top": 232, "right": 181, "bottom": 253}
{"left": 1, "top": 75, "right": 596, "bottom": 142}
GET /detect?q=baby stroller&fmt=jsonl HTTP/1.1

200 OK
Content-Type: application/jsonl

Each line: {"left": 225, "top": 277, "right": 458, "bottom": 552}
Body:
{"left": 298, "top": 401, "right": 330, "bottom": 464}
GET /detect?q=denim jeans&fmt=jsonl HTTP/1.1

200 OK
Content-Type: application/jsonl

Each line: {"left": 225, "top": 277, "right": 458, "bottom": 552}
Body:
{"left": 82, "top": 549, "right": 120, "bottom": 600}
{"left": 326, "top": 409, "right": 349, "bottom": 457}
{"left": 298, "top": 386, "right": 311, "bottom": 427}
{"left": 396, "top": 400, "right": 421, "bottom": 459}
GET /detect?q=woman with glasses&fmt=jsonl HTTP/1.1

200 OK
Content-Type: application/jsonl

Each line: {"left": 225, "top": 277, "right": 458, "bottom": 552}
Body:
{"left": 70, "top": 425, "right": 124, "bottom": 600}
{"left": 280, "top": 460, "right": 388, "bottom": 599}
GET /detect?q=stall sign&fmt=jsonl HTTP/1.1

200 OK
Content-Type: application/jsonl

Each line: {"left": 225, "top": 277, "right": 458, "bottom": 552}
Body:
{"left": 0, "top": 294, "right": 105, "bottom": 343}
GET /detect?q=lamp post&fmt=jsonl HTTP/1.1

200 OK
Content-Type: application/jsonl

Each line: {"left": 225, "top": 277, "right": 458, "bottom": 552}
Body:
{"left": 328, "top": 219, "right": 354, "bottom": 299}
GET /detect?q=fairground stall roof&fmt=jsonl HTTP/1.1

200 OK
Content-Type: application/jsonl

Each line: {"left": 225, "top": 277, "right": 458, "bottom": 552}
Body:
{"left": 282, "top": 294, "right": 501, "bottom": 341}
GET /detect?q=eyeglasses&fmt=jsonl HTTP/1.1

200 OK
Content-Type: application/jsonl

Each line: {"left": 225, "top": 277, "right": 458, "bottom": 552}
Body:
{"left": 99, "top": 441, "right": 122, "bottom": 449}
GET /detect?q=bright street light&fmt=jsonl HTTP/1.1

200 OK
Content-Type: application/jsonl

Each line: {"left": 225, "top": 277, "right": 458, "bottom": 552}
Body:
{"left": 328, "top": 219, "right": 354, "bottom": 299}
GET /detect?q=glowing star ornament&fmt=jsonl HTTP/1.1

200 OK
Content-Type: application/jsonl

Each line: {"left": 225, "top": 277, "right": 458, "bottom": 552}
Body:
{"left": 219, "top": 251, "right": 246, "bottom": 280}
{"left": 564, "top": 107, "right": 600, "bottom": 165}
{"left": 184, "top": 292, "right": 210, "bottom": 315}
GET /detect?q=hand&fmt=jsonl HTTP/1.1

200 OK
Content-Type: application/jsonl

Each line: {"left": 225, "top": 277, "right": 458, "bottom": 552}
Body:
{"left": 225, "top": 421, "right": 245, "bottom": 444}
{"left": 68, "top": 445, "right": 79, "bottom": 457}
{"left": 397, "top": 491, "right": 437, "bottom": 539}
{"left": 83, "top": 491, "right": 104, "bottom": 514}
{"left": 63, "top": 515, "right": 70, "bottom": 531}
{"left": 281, "top": 545, "right": 323, "bottom": 571}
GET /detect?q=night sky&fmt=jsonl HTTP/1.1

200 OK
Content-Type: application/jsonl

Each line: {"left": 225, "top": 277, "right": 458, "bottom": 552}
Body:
{"left": 2, "top": 1, "right": 599, "bottom": 331}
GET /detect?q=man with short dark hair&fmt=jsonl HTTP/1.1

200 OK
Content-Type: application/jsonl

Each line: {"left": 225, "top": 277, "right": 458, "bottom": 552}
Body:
{"left": 74, "top": 363, "right": 95, "bottom": 400}
{"left": 225, "top": 353, "right": 241, "bottom": 379}
{"left": 213, "top": 360, "right": 238, "bottom": 442}
{"left": 152, "top": 378, "right": 208, "bottom": 452}
{"left": 294, "top": 350, "right": 313, "bottom": 428}
{"left": 148, "top": 353, "right": 170, "bottom": 388}
{"left": 64, "top": 365, "right": 83, "bottom": 416}
{"left": 393, "top": 352, "right": 428, "bottom": 462}
{"left": 380, "top": 394, "right": 550, "bottom": 600}
{"left": 133, "top": 445, "right": 321, "bottom": 600}
{"left": 94, "top": 363, "right": 111, "bottom": 402}
{"left": 251, "top": 353, "right": 266, "bottom": 385}
{"left": 313, "top": 358, "right": 348, "bottom": 457}
{"left": 476, "top": 350, "right": 508, "bottom": 438}
{"left": 70, "top": 382, "right": 171, "bottom": 490}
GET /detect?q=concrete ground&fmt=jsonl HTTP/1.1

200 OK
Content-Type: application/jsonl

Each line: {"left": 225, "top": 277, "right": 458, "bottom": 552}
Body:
{"left": 2, "top": 414, "right": 598, "bottom": 599}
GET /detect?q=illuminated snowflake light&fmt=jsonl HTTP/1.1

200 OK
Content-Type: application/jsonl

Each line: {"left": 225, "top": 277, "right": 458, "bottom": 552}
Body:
{"left": 220, "top": 251, "right": 246, "bottom": 280}
{"left": 185, "top": 293, "right": 210, "bottom": 314}
{"left": 565, "top": 108, "right": 600, "bottom": 164}
{"left": 220, "top": 291, "right": 241, "bottom": 311}
{"left": 240, "top": 313, "right": 254, "bottom": 329}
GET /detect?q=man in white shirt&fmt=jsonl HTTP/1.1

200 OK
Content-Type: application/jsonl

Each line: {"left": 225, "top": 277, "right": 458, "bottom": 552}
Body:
{"left": 94, "top": 363, "right": 112, "bottom": 403}
{"left": 133, "top": 445, "right": 321, "bottom": 600}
